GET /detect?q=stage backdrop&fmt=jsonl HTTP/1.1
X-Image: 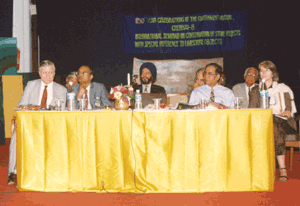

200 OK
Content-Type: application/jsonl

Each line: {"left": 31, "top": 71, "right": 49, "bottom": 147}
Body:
{"left": 133, "top": 57, "right": 223, "bottom": 94}
{"left": 123, "top": 10, "right": 246, "bottom": 53}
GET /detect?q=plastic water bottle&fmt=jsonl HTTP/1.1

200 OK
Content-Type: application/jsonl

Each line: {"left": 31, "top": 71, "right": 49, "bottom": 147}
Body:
{"left": 67, "top": 82, "right": 76, "bottom": 111}
{"left": 259, "top": 79, "right": 269, "bottom": 109}
{"left": 135, "top": 89, "right": 142, "bottom": 109}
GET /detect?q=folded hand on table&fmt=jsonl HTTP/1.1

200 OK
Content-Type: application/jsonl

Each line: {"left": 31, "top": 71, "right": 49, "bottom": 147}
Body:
{"left": 278, "top": 111, "right": 292, "bottom": 118}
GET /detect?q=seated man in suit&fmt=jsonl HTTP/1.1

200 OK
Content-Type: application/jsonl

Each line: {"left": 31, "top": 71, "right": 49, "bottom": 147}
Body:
{"left": 7, "top": 60, "right": 67, "bottom": 185}
{"left": 189, "top": 63, "right": 235, "bottom": 108}
{"left": 135, "top": 62, "right": 166, "bottom": 94}
{"left": 74, "top": 66, "right": 111, "bottom": 109}
{"left": 232, "top": 67, "right": 258, "bottom": 108}
{"left": 65, "top": 71, "right": 78, "bottom": 89}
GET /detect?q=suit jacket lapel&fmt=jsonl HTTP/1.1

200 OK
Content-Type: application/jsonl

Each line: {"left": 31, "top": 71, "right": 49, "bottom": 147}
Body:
{"left": 33, "top": 80, "right": 42, "bottom": 105}
{"left": 51, "top": 83, "right": 58, "bottom": 106}
{"left": 89, "top": 82, "right": 96, "bottom": 109}
{"left": 150, "top": 85, "right": 154, "bottom": 93}
{"left": 242, "top": 83, "right": 247, "bottom": 100}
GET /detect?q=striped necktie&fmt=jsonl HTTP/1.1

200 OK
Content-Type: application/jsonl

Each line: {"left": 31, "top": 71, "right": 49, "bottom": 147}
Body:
{"left": 84, "top": 90, "right": 89, "bottom": 109}
{"left": 210, "top": 88, "right": 215, "bottom": 102}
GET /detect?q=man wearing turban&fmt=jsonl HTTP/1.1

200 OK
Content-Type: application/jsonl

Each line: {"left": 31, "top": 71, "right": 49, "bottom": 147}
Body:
{"left": 135, "top": 62, "right": 166, "bottom": 94}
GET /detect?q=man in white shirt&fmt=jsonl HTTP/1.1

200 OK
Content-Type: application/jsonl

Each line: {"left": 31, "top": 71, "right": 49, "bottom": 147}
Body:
{"left": 74, "top": 66, "right": 111, "bottom": 109}
{"left": 189, "top": 63, "right": 235, "bottom": 108}
{"left": 232, "top": 67, "right": 258, "bottom": 108}
{"left": 7, "top": 60, "right": 67, "bottom": 186}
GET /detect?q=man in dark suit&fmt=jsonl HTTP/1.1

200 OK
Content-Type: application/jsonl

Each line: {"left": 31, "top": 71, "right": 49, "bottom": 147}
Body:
{"left": 232, "top": 67, "right": 258, "bottom": 108}
{"left": 135, "top": 62, "right": 166, "bottom": 94}
{"left": 74, "top": 66, "right": 111, "bottom": 109}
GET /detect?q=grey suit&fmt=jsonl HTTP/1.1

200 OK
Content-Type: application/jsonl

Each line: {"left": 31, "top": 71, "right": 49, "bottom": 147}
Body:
{"left": 18, "top": 79, "right": 67, "bottom": 109}
{"left": 73, "top": 82, "right": 111, "bottom": 109}
{"left": 8, "top": 79, "right": 67, "bottom": 174}
{"left": 232, "top": 83, "right": 249, "bottom": 108}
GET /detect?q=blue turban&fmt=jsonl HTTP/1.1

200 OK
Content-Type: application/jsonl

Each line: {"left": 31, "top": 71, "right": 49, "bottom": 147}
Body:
{"left": 140, "top": 62, "right": 157, "bottom": 79}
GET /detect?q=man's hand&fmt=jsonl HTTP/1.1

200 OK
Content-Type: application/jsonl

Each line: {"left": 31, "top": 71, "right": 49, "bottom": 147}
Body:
{"left": 76, "top": 85, "right": 87, "bottom": 99}
{"left": 278, "top": 111, "right": 292, "bottom": 118}
{"left": 193, "top": 80, "right": 205, "bottom": 89}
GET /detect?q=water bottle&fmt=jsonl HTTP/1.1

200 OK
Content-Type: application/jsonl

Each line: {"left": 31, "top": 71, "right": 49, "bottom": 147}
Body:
{"left": 67, "top": 82, "right": 76, "bottom": 111}
{"left": 259, "top": 79, "right": 269, "bottom": 109}
{"left": 135, "top": 89, "right": 142, "bottom": 109}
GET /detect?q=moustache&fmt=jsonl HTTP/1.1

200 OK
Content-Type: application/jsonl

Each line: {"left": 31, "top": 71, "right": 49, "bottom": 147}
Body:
{"left": 141, "top": 76, "right": 153, "bottom": 84}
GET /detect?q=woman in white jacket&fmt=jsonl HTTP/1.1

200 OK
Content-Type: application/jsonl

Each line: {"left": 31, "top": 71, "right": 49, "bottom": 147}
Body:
{"left": 249, "top": 60, "right": 298, "bottom": 182}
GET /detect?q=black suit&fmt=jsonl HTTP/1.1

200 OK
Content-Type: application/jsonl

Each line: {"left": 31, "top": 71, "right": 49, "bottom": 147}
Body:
{"left": 135, "top": 84, "right": 166, "bottom": 94}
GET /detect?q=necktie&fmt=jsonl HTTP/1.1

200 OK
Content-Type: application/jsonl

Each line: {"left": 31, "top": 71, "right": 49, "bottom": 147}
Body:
{"left": 210, "top": 88, "right": 215, "bottom": 102}
{"left": 144, "top": 86, "right": 148, "bottom": 93}
{"left": 84, "top": 90, "right": 89, "bottom": 109}
{"left": 40, "top": 85, "right": 48, "bottom": 108}
{"left": 248, "top": 87, "right": 251, "bottom": 101}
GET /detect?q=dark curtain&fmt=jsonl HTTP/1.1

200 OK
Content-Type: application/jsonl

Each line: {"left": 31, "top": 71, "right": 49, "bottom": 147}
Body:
{"left": 36, "top": 0, "right": 300, "bottom": 110}
{"left": 36, "top": 0, "right": 249, "bottom": 87}
{"left": 0, "top": 0, "right": 13, "bottom": 38}
{"left": 0, "top": 0, "right": 13, "bottom": 143}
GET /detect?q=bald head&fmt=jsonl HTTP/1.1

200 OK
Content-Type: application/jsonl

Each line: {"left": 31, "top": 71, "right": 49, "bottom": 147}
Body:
{"left": 244, "top": 67, "right": 258, "bottom": 87}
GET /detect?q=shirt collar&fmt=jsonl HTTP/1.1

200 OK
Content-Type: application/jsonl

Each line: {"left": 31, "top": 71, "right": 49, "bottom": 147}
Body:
{"left": 41, "top": 81, "right": 53, "bottom": 88}
{"left": 142, "top": 83, "right": 152, "bottom": 92}
{"left": 245, "top": 83, "right": 256, "bottom": 90}
{"left": 207, "top": 84, "right": 219, "bottom": 90}
{"left": 86, "top": 84, "right": 91, "bottom": 91}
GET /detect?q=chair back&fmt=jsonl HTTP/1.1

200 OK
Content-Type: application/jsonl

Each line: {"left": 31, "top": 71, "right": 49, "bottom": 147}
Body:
{"left": 285, "top": 115, "right": 300, "bottom": 171}
{"left": 2, "top": 75, "right": 23, "bottom": 138}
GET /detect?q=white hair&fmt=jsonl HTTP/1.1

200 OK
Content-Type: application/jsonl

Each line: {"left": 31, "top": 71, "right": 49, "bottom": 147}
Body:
{"left": 244, "top": 67, "right": 258, "bottom": 76}
{"left": 39, "top": 60, "right": 56, "bottom": 72}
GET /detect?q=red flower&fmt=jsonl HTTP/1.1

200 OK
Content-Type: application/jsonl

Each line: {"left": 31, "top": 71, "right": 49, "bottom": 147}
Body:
{"left": 109, "top": 94, "right": 114, "bottom": 99}
{"left": 121, "top": 89, "right": 128, "bottom": 95}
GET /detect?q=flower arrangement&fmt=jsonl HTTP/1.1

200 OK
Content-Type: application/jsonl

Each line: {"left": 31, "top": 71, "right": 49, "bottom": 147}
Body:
{"left": 109, "top": 85, "right": 135, "bottom": 102}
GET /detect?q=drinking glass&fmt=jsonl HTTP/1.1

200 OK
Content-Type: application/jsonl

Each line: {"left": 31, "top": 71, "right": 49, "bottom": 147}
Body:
{"left": 55, "top": 99, "right": 63, "bottom": 111}
{"left": 79, "top": 99, "right": 86, "bottom": 111}
{"left": 153, "top": 98, "right": 162, "bottom": 110}
{"left": 199, "top": 98, "right": 206, "bottom": 109}
{"left": 234, "top": 97, "right": 243, "bottom": 109}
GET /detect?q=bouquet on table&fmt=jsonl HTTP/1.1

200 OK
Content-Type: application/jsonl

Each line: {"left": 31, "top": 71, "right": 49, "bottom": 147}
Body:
{"left": 109, "top": 85, "right": 135, "bottom": 102}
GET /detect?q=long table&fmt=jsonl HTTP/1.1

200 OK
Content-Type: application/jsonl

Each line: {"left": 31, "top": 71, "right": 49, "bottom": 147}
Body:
{"left": 16, "top": 109, "right": 275, "bottom": 192}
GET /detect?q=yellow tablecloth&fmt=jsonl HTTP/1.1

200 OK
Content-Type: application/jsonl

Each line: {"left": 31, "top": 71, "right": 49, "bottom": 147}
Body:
{"left": 16, "top": 109, "right": 274, "bottom": 192}
{"left": 16, "top": 111, "right": 137, "bottom": 192}
{"left": 132, "top": 109, "right": 275, "bottom": 192}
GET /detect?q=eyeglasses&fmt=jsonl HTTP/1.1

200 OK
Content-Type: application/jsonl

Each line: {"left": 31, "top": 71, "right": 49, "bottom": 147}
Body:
{"left": 246, "top": 73, "right": 257, "bottom": 77}
{"left": 204, "top": 72, "right": 216, "bottom": 76}
{"left": 77, "top": 71, "right": 91, "bottom": 75}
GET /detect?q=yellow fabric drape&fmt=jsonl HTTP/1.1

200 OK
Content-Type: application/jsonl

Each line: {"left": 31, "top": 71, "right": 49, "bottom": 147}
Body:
{"left": 16, "top": 109, "right": 274, "bottom": 193}
{"left": 131, "top": 109, "right": 274, "bottom": 192}
{"left": 17, "top": 111, "right": 137, "bottom": 192}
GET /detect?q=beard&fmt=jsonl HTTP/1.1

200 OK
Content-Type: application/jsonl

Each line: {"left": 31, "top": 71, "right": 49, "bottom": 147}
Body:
{"left": 141, "top": 76, "right": 153, "bottom": 84}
